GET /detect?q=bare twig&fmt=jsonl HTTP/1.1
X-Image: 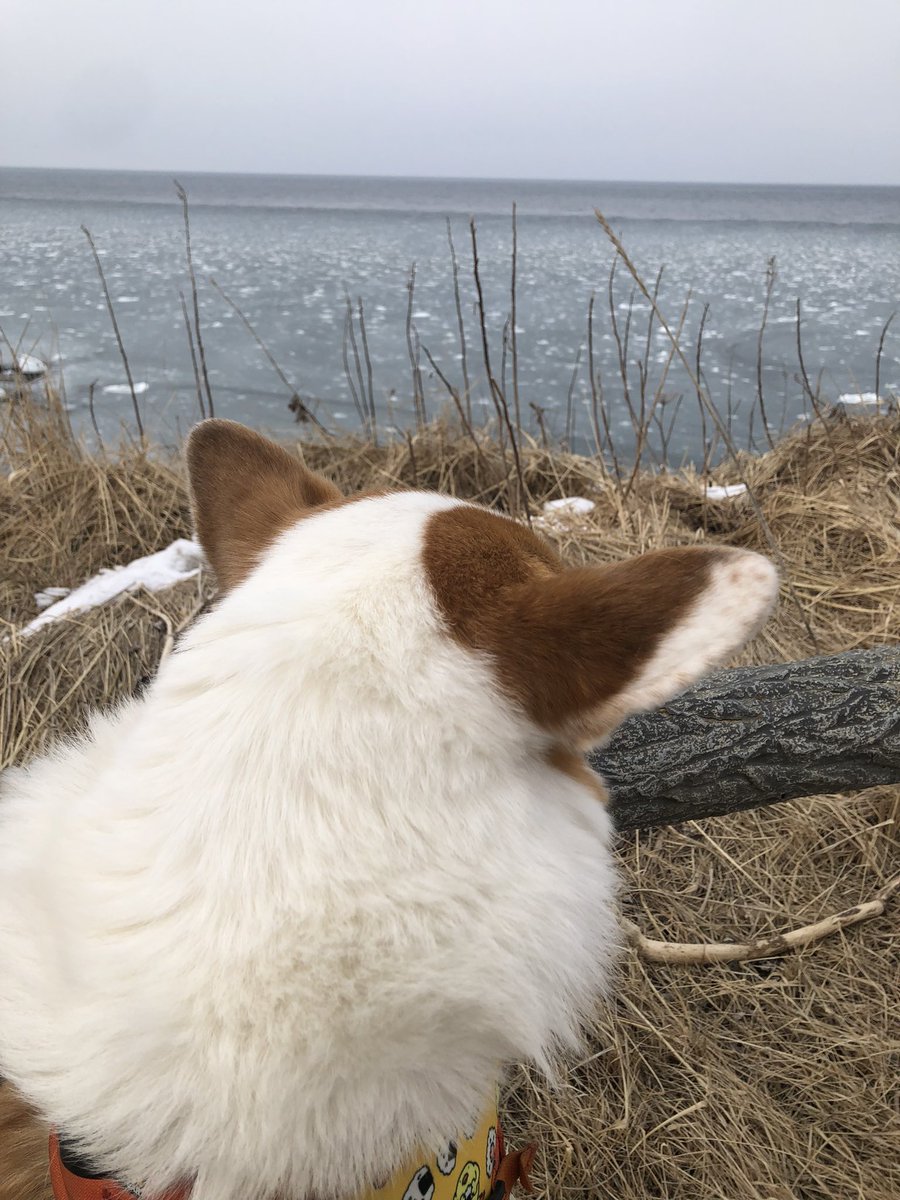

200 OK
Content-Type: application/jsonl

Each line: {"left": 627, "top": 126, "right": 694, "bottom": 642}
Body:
{"left": 565, "top": 342, "right": 584, "bottom": 450}
{"left": 469, "top": 218, "right": 531, "bottom": 522}
{"left": 357, "top": 297, "right": 378, "bottom": 445}
{"left": 446, "top": 219, "right": 471, "bottom": 423}
{"left": 81, "top": 225, "right": 144, "bottom": 440}
{"left": 510, "top": 202, "right": 522, "bottom": 433}
{"left": 179, "top": 291, "right": 206, "bottom": 420}
{"left": 756, "top": 256, "right": 777, "bottom": 450}
{"left": 588, "top": 291, "right": 621, "bottom": 484}
{"left": 210, "top": 278, "right": 330, "bottom": 435}
{"left": 87, "top": 381, "right": 103, "bottom": 450}
{"left": 594, "top": 210, "right": 819, "bottom": 653}
{"left": 875, "top": 311, "right": 896, "bottom": 404}
{"left": 344, "top": 291, "right": 370, "bottom": 438}
{"left": 622, "top": 873, "right": 899, "bottom": 964}
{"left": 174, "top": 181, "right": 214, "bottom": 418}
{"left": 406, "top": 264, "right": 426, "bottom": 429}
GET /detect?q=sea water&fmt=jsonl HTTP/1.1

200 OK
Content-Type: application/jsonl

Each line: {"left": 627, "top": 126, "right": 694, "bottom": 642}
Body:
{"left": 1, "top": 168, "right": 898, "bottom": 460}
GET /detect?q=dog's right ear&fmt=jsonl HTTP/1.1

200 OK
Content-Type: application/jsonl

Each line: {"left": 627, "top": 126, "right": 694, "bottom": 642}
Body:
{"left": 186, "top": 419, "right": 342, "bottom": 591}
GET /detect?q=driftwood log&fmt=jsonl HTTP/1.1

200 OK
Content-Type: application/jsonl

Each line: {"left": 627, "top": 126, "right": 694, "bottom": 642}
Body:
{"left": 592, "top": 647, "right": 900, "bottom": 832}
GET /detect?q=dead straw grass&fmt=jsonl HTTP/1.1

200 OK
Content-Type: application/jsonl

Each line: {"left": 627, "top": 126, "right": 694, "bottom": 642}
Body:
{"left": 1, "top": 391, "right": 898, "bottom": 1200}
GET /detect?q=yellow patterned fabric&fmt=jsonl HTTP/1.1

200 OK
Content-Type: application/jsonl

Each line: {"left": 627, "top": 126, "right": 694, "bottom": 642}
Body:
{"left": 358, "top": 1100, "right": 502, "bottom": 1200}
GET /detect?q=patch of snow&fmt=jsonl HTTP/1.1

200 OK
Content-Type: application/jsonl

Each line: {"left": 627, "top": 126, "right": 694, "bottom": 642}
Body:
{"left": 103, "top": 382, "right": 149, "bottom": 395}
{"left": 543, "top": 497, "right": 596, "bottom": 516}
{"left": 34, "top": 586, "right": 71, "bottom": 611}
{"left": 21, "top": 540, "right": 204, "bottom": 637}
{"left": 116, "top": 296, "right": 140, "bottom": 303}
{"left": 704, "top": 483, "right": 748, "bottom": 500}
{"left": 837, "top": 392, "right": 880, "bottom": 406}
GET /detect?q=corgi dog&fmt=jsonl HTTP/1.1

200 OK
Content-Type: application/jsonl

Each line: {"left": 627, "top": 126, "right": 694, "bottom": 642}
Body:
{"left": 0, "top": 420, "right": 778, "bottom": 1200}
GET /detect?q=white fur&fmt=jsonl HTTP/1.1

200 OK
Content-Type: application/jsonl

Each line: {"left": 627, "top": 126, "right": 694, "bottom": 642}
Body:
{"left": 0, "top": 493, "right": 620, "bottom": 1200}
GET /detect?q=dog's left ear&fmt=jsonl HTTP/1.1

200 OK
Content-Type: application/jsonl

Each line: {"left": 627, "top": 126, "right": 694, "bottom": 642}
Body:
{"left": 186, "top": 419, "right": 342, "bottom": 591}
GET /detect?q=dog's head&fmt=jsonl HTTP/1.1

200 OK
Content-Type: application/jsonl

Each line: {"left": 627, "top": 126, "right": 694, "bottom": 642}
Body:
{"left": 186, "top": 419, "right": 777, "bottom": 754}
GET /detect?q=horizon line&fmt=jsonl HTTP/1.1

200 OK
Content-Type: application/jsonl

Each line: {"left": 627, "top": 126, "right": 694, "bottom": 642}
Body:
{"left": 2, "top": 163, "right": 899, "bottom": 191}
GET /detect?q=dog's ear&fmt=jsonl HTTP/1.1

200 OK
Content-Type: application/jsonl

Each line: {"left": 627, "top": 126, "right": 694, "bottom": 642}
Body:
{"left": 496, "top": 545, "right": 778, "bottom": 746}
{"left": 186, "top": 419, "right": 342, "bottom": 591}
{"left": 427, "top": 512, "right": 778, "bottom": 748}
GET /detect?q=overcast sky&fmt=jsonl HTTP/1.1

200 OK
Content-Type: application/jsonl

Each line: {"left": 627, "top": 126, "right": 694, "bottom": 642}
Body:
{"left": 4, "top": 0, "right": 899, "bottom": 184}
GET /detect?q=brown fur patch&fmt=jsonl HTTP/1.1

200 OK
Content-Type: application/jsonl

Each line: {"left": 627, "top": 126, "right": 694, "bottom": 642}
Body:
{"left": 0, "top": 1083, "right": 50, "bottom": 1200}
{"left": 545, "top": 745, "right": 610, "bottom": 805}
{"left": 423, "top": 506, "right": 726, "bottom": 739}
{"left": 186, "top": 419, "right": 344, "bottom": 592}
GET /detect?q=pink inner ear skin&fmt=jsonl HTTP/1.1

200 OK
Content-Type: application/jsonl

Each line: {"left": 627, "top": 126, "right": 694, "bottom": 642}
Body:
{"left": 185, "top": 419, "right": 343, "bottom": 593}
{"left": 423, "top": 507, "right": 777, "bottom": 748}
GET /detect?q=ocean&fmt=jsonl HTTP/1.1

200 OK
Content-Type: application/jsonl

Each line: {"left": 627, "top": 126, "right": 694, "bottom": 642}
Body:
{"left": 1, "top": 167, "right": 898, "bottom": 460}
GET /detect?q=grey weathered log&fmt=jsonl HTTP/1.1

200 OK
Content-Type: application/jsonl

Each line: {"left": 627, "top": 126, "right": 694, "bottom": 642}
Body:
{"left": 590, "top": 647, "right": 900, "bottom": 832}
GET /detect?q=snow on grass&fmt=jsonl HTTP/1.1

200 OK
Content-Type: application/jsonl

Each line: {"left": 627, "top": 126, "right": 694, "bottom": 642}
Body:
{"left": 22, "top": 540, "right": 204, "bottom": 637}
{"left": 542, "top": 497, "right": 596, "bottom": 516}
{"left": 704, "top": 483, "right": 748, "bottom": 500}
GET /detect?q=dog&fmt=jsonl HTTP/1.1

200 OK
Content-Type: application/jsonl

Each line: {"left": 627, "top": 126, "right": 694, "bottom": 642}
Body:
{"left": 0, "top": 420, "right": 778, "bottom": 1200}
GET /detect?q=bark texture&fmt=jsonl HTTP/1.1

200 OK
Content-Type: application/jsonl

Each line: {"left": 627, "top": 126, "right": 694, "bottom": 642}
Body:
{"left": 590, "top": 647, "right": 900, "bottom": 832}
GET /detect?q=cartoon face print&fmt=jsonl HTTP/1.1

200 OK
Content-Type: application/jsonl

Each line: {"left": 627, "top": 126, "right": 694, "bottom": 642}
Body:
{"left": 402, "top": 1165, "right": 435, "bottom": 1200}
{"left": 453, "top": 1161, "right": 480, "bottom": 1200}
{"left": 485, "top": 1126, "right": 497, "bottom": 1178}
{"left": 436, "top": 1139, "right": 458, "bottom": 1176}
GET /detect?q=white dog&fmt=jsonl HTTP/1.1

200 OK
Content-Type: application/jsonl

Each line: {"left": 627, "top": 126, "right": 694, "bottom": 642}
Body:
{"left": 0, "top": 420, "right": 777, "bottom": 1200}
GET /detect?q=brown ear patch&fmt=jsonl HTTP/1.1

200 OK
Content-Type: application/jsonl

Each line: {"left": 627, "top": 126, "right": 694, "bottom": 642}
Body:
{"left": 0, "top": 1082, "right": 50, "bottom": 1200}
{"left": 186, "top": 420, "right": 343, "bottom": 592}
{"left": 424, "top": 506, "right": 741, "bottom": 741}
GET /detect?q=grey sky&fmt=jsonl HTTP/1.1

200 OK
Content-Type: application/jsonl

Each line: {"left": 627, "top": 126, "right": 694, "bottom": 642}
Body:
{"left": 4, "top": 0, "right": 899, "bottom": 184}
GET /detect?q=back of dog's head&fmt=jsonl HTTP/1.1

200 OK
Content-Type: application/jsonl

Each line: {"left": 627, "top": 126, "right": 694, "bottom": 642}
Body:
{"left": 0, "top": 420, "right": 777, "bottom": 1200}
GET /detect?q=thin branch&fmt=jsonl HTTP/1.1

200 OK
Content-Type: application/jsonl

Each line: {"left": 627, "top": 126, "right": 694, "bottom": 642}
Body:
{"left": 174, "top": 180, "right": 214, "bottom": 418}
{"left": 446, "top": 219, "right": 471, "bottom": 423}
{"left": 469, "top": 217, "right": 531, "bottom": 523}
{"left": 510, "top": 202, "right": 522, "bottom": 433}
{"left": 81, "top": 225, "right": 144, "bottom": 440}
{"left": 405, "top": 264, "right": 426, "bottom": 429}
{"left": 179, "top": 291, "right": 206, "bottom": 421}
{"left": 357, "top": 297, "right": 378, "bottom": 445}
{"left": 210, "top": 278, "right": 330, "bottom": 435}
{"left": 622, "top": 873, "right": 899, "bottom": 964}
{"left": 594, "top": 210, "right": 819, "bottom": 654}
{"left": 755, "top": 256, "right": 777, "bottom": 450}
{"left": 875, "top": 311, "right": 896, "bottom": 403}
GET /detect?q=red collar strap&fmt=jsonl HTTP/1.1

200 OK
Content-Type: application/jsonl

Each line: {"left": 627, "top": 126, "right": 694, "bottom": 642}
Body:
{"left": 49, "top": 1133, "right": 189, "bottom": 1200}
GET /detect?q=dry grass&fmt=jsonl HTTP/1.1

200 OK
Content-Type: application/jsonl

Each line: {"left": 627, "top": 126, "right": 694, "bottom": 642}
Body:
{"left": 1, "top": 390, "right": 898, "bottom": 1200}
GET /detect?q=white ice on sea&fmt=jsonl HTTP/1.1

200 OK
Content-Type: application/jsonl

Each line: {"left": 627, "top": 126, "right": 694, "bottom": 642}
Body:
{"left": 103, "top": 382, "right": 150, "bottom": 395}
{"left": 22, "top": 540, "right": 204, "bottom": 637}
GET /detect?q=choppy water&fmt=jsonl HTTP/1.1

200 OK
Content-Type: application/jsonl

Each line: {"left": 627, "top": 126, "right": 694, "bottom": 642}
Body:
{"left": 1, "top": 168, "right": 898, "bottom": 459}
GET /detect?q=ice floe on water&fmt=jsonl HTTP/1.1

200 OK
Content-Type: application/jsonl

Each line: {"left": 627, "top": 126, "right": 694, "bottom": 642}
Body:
{"left": 0, "top": 351, "right": 46, "bottom": 380}
{"left": 21, "top": 539, "right": 204, "bottom": 637}
{"left": 103, "top": 381, "right": 149, "bottom": 395}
